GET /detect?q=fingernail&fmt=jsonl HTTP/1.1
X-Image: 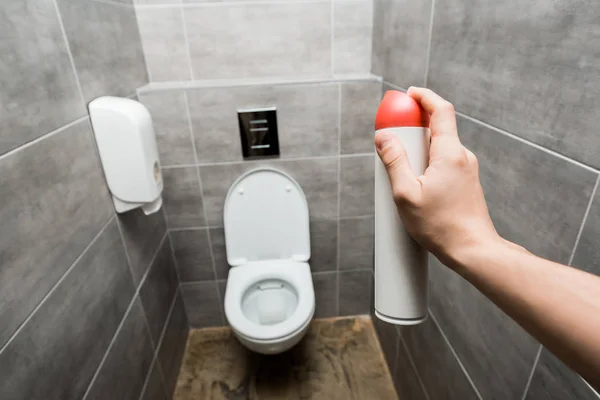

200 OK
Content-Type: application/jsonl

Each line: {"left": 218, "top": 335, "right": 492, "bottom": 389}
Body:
{"left": 376, "top": 132, "right": 393, "bottom": 150}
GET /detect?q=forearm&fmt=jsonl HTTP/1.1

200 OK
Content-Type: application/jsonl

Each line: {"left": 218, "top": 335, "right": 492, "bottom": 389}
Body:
{"left": 451, "top": 239, "right": 600, "bottom": 387}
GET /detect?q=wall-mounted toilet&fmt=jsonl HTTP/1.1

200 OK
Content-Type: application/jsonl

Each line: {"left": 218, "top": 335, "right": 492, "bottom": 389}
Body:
{"left": 223, "top": 167, "right": 315, "bottom": 354}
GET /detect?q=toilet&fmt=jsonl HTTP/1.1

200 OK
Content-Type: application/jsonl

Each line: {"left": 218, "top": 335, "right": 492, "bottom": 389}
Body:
{"left": 223, "top": 167, "right": 315, "bottom": 354}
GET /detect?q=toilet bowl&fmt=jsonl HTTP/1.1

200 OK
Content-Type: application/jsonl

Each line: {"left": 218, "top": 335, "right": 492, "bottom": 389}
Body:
{"left": 223, "top": 168, "right": 315, "bottom": 354}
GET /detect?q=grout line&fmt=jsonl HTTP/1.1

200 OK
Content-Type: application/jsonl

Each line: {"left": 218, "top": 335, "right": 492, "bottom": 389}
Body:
{"left": 0, "top": 215, "right": 115, "bottom": 355}
{"left": 456, "top": 112, "right": 599, "bottom": 174}
{"left": 382, "top": 80, "right": 408, "bottom": 92}
{"left": 133, "top": 5, "right": 154, "bottom": 83}
{"left": 91, "top": 0, "right": 135, "bottom": 8}
{"left": 169, "top": 226, "right": 210, "bottom": 232}
{"left": 520, "top": 345, "right": 543, "bottom": 400}
{"left": 335, "top": 82, "right": 342, "bottom": 316}
{"left": 568, "top": 174, "right": 599, "bottom": 266}
{"left": 430, "top": 312, "right": 484, "bottom": 400}
{"left": 179, "top": 4, "right": 195, "bottom": 80}
{"left": 330, "top": 0, "right": 335, "bottom": 75}
{"left": 115, "top": 216, "right": 139, "bottom": 290}
{"left": 167, "top": 232, "right": 183, "bottom": 284}
{"left": 52, "top": 0, "right": 87, "bottom": 110}
{"left": 135, "top": 0, "right": 329, "bottom": 9}
{"left": 82, "top": 292, "right": 141, "bottom": 400}
{"left": 0, "top": 115, "right": 88, "bottom": 162}
{"left": 399, "top": 332, "right": 432, "bottom": 400}
{"left": 137, "top": 356, "right": 159, "bottom": 400}
{"left": 423, "top": 0, "right": 435, "bottom": 87}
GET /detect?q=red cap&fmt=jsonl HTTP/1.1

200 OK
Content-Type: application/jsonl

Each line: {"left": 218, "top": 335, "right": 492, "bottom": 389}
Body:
{"left": 375, "top": 90, "right": 430, "bottom": 130}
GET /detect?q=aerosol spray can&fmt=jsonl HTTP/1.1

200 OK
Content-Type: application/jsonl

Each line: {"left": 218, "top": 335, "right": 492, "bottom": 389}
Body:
{"left": 374, "top": 90, "right": 430, "bottom": 325}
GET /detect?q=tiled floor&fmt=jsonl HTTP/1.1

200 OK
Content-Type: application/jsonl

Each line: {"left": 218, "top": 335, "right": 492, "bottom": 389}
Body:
{"left": 173, "top": 316, "right": 398, "bottom": 400}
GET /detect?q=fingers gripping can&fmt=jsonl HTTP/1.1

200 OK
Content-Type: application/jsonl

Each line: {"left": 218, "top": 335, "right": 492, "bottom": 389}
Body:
{"left": 374, "top": 90, "right": 430, "bottom": 325}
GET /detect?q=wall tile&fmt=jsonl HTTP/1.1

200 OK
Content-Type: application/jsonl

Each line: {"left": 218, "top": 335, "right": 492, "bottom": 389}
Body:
{"left": 340, "top": 82, "right": 381, "bottom": 154}
{"left": 140, "top": 360, "right": 168, "bottom": 400}
{"left": 184, "top": 2, "right": 330, "bottom": 79}
{"left": 118, "top": 208, "right": 167, "bottom": 287}
{"left": 340, "top": 155, "right": 375, "bottom": 217}
{"left": 312, "top": 272, "right": 338, "bottom": 318}
{"left": 138, "top": 90, "right": 196, "bottom": 166}
{"left": 85, "top": 298, "right": 154, "bottom": 400}
{"left": 400, "top": 318, "right": 479, "bottom": 400}
{"left": 371, "top": 0, "right": 431, "bottom": 87}
{"left": 181, "top": 281, "right": 224, "bottom": 328}
{"left": 310, "top": 220, "right": 338, "bottom": 273}
{"left": 526, "top": 349, "right": 598, "bottom": 400}
{"left": 209, "top": 227, "right": 231, "bottom": 280}
{"left": 140, "top": 240, "right": 179, "bottom": 346}
{"left": 339, "top": 269, "right": 372, "bottom": 315}
{"left": 187, "top": 83, "right": 339, "bottom": 163}
{"left": 459, "top": 116, "right": 597, "bottom": 264}
{"left": 157, "top": 292, "right": 189, "bottom": 397}
{"left": 199, "top": 157, "right": 338, "bottom": 225}
{"left": 56, "top": 0, "right": 147, "bottom": 102}
{"left": 372, "top": 316, "right": 398, "bottom": 373}
{"left": 0, "top": 220, "right": 135, "bottom": 400}
{"left": 571, "top": 185, "right": 600, "bottom": 276}
{"left": 170, "top": 229, "right": 214, "bottom": 282}
{"left": 394, "top": 338, "right": 427, "bottom": 400}
{"left": 0, "top": 119, "right": 113, "bottom": 347}
{"left": 333, "top": 0, "right": 373, "bottom": 74}
{"left": 430, "top": 257, "right": 539, "bottom": 399}
{"left": 339, "top": 217, "right": 374, "bottom": 270}
{"left": 136, "top": 7, "right": 191, "bottom": 82}
{"left": 162, "top": 167, "right": 206, "bottom": 228}
{"left": 136, "top": 0, "right": 179, "bottom": 4}
{"left": 428, "top": 0, "right": 600, "bottom": 168}
{"left": 0, "top": 0, "right": 84, "bottom": 155}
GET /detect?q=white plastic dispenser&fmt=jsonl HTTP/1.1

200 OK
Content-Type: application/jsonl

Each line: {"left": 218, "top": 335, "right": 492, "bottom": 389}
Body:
{"left": 374, "top": 90, "right": 430, "bottom": 325}
{"left": 89, "top": 96, "right": 163, "bottom": 215}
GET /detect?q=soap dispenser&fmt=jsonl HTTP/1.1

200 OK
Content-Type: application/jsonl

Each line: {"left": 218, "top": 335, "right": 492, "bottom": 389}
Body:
{"left": 89, "top": 96, "right": 163, "bottom": 215}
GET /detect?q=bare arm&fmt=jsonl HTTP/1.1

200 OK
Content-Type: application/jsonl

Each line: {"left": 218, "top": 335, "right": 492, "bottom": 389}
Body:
{"left": 374, "top": 87, "right": 600, "bottom": 388}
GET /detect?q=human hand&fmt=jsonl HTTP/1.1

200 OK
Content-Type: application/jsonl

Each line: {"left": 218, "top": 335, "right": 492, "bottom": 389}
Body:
{"left": 374, "top": 87, "right": 501, "bottom": 269}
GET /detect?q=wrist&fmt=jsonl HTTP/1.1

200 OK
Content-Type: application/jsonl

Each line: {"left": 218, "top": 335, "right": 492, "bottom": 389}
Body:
{"left": 444, "top": 234, "right": 514, "bottom": 277}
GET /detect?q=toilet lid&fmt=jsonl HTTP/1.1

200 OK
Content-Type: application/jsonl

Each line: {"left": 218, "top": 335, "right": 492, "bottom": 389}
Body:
{"left": 224, "top": 168, "right": 310, "bottom": 266}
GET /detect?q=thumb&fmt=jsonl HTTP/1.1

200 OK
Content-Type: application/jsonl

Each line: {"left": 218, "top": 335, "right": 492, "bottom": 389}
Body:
{"left": 374, "top": 131, "right": 422, "bottom": 205}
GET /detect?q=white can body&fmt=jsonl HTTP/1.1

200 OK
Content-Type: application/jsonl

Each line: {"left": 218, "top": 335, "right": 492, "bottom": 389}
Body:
{"left": 374, "top": 126, "right": 430, "bottom": 325}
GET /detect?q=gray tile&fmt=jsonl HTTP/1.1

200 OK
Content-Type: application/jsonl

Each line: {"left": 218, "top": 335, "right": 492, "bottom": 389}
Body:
{"left": 371, "top": 0, "right": 431, "bottom": 87}
{"left": 0, "top": 119, "right": 113, "bottom": 347}
{"left": 339, "top": 217, "right": 374, "bottom": 270}
{"left": 187, "top": 83, "right": 339, "bottom": 163}
{"left": 56, "top": 0, "right": 147, "bottom": 103}
{"left": 340, "top": 82, "right": 381, "bottom": 154}
{"left": 459, "top": 116, "right": 597, "bottom": 264}
{"left": 162, "top": 167, "right": 206, "bottom": 228}
{"left": 199, "top": 157, "right": 338, "bottom": 225}
{"left": 209, "top": 227, "right": 231, "bottom": 280}
{"left": 428, "top": 0, "right": 600, "bottom": 168}
{"left": 181, "top": 281, "right": 224, "bottom": 328}
{"left": 0, "top": 0, "right": 84, "bottom": 155}
{"left": 217, "top": 279, "right": 227, "bottom": 325}
{"left": 312, "top": 272, "right": 338, "bottom": 318}
{"left": 184, "top": 2, "right": 330, "bottom": 79}
{"left": 339, "top": 269, "right": 372, "bottom": 315}
{"left": 117, "top": 208, "right": 167, "bottom": 287}
{"left": 85, "top": 297, "right": 154, "bottom": 400}
{"left": 140, "top": 240, "right": 179, "bottom": 346}
{"left": 138, "top": 90, "right": 196, "bottom": 166}
{"left": 373, "top": 316, "right": 398, "bottom": 373}
{"left": 170, "top": 229, "right": 214, "bottom": 282}
{"left": 310, "top": 220, "right": 338, "bottom": 273}
{"left": 430, "top": 256, "right": 539, "bottom": 400}
{"left": 140, "top": 360, "right": 168, "bottom": 400}
{"left": 394, "top": 338, "right": 427, "bottom": 400}
{"left": 0, "top": 219, "right": 135, "bottom": 400}
{"left": 157, "top": 292, "right": 189, "bottom": 397}
{"left": 572, "top": 185, "right": 600, "bottom": 276}
{"left": 526, "top": 349, "right": 598, "bottom": 400}
{"left": 340, "top": 155, "right": 375, "bottom": 217}
{"left": 333, "top": 0, "right": 373, "bottom": 73}
{"left": 136, "top": 7, "right": 191, "bottom": 82}
{"left": 400, "top": 318, "right": 479, "bottom": 400}
{"left": 136, "top": 0, "right": 179, "bottom": 4}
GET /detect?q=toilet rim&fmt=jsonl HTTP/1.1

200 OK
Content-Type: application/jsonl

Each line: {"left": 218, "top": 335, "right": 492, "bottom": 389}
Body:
{"left": 225, "top": 264, "right": 315, "bottom": 341}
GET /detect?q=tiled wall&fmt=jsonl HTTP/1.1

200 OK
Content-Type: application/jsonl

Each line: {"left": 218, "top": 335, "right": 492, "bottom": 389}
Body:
{"left": 134, "top": 0, "right": 374, "bottom": 81}
{"left": 138, "top": 77, "right": 382, "bottom": 327}
{"left": 372, "top": 1, "right": 600, "bottom": 399}
{"left": 0, "top": 1, "right": 187, "bottom": 399}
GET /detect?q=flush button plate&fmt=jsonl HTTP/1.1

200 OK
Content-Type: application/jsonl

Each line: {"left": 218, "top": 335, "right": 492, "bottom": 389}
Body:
{"left": 238, "top": 107, "right": 280, "bottom": 158}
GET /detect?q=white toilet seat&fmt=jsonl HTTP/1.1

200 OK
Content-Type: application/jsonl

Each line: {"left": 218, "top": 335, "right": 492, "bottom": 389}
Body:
{"left": 224, "top": 260, "right": 315, "bottom": 341}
